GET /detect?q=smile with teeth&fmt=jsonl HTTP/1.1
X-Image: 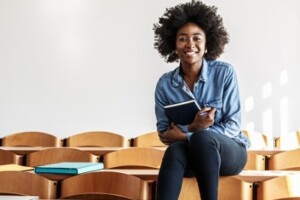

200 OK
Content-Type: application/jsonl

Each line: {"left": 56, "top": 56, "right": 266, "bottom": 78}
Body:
{"left": 185, "top": 51, "right": 198, "bottom": 56}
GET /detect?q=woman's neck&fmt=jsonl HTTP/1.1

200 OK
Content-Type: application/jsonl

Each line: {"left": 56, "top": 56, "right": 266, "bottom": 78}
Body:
{"left": 181, "top": 61, "right": 201, "bottom": 79}
{"left": 181, "top": 62, "right": 202, "bottom": 92}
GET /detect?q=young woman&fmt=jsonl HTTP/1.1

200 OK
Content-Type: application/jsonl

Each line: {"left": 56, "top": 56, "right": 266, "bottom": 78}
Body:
{"left": 153, "top": 1, "right": 250, "bottom": 200}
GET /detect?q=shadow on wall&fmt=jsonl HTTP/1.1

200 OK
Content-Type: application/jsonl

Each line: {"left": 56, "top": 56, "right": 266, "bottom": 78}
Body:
{"left": 243, "top": 70, "right": 289, "bottom": 147}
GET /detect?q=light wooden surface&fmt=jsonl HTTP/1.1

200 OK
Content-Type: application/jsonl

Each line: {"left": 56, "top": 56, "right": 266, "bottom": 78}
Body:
{"left": 235, "top": 170, "right": 300, "bottom": 183}
{"left": 178, "top": 176, "right": 253, "bottom": 200}
{"left": 65, "top": 131, "right": 130, "bottom": 147}
{"left": 0, "top": 149, "right": 23, "bottom": 165}
{"left": 268, "top": 148, "right": 300, "bottom": 170}
{"left": 132, "top": 131, "right": 166, "bottom": 147}
{"left": 28, "top": 169, "right": 159, "bottom": 181}
{"left": 0, "top": 164, "right": 33, "bottom": 172}
{"left": 244, "top": 151, "right": 266, "bottom": 170}
{"left": 247, "top": 148, "right": 286, "bottom": 156}
{"left": 0, "top": 146, "right": 167, "bottom": 156}
{"left": 26, "top": 168, "right": 300, "bottom": 184}
{"left": 103, "top": 147, "right": 165, "bottom": 169}
{"left": 0, "top": 146, "right": 285, "bottom": 156}
{"left": 0, "top": 196, "right": 38, "bottom": 200}
{"left": 25, "top": 147, "right": 100, "bottom": 167}
{"left": 1, "top": 131, "right": 62, "bottom": 147}
{"left": 0, "top": 171, "right": 57, "bottom": 199}
{"left": 257, "top": 174, "right": 300, "bottom": 200}
{"left": 60, "top": 171, "right": 151, "bottom": 200}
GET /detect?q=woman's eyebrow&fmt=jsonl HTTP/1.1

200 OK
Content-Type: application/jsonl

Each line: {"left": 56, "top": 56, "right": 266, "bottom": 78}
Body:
{"left": 177, "top": 33, "right": 203, "bottom": 36}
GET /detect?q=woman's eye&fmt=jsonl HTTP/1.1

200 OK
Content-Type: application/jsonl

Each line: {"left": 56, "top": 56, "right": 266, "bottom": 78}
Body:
{"left": 194, "top": 36, "right": 202, "bottom": 41}
{"left": 178, "top": 37, "right": 187, "bottom": 42}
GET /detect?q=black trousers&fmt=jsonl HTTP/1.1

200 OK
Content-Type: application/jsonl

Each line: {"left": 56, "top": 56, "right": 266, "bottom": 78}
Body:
{"left": 156, "top": 130, "right": 247, "bottom": 200}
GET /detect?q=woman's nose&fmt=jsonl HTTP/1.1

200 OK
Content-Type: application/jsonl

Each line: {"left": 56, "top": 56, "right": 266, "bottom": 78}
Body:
{"left": 186, "top": 38, "right": 195, "bottom": 47}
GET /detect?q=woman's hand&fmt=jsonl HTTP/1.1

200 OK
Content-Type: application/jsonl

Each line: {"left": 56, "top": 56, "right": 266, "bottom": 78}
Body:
{"left": 158, "top": 123, "right": 186, "bottom": 145}
{"left": 188, "top": 107, "right": 216, "bottom": 132}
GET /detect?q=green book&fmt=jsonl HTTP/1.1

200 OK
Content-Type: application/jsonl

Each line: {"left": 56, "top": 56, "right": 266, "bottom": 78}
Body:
{"left": 35, "top": 162, "right": 103, "bottom": 175}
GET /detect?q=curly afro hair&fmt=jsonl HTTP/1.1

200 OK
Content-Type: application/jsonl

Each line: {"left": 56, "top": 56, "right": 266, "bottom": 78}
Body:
{"left": 153, "top": 0, "right": 229, "bottom": 62}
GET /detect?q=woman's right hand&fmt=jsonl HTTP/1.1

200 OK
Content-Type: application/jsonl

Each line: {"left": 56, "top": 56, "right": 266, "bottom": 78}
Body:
{"left": 188, "top": 107, "right": 216, "bottom": 132}
{"left": 158, "top": 123, "right": 186, "bottom": 145}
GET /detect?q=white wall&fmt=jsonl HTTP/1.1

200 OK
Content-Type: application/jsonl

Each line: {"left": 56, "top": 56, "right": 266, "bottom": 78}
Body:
{"left": 0, "top": 0, "right": 299, "bottom": 139}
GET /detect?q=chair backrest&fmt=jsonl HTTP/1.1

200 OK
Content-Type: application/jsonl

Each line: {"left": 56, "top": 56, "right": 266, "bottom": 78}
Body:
{"left": 0, "top": 171, "right": 57, "bottom": 199}
{"left": 257, "top": 174, "right": 300, "bottom": 200}
{"left": 242, "top": 130, "right": 269, "bottom": 149}
{"left": 179, "top": 176, "right": 253, "bottom": 200}
{"left": 60, "top": 171, "right": 150, "bottom": 200}
{"left": 1, "top": 131, "right": 62, "bottom": 147}
{"left": 132, "top": 131, "right": 166, "bottom": 147}
{"left": 275, "top": 131, "right": 300, "bottom": 149}
{"left": 244, "top": 151, "right": 266, "bottom": 170}
{"left": 0, "top": 149, "right": 23, "bottom": 165}
{"left": 65, "top": 131, "right": 129, "bottom": 147}
{"left": 103, "top": 147, "right": 164, "bottom": 169}
{"left": 26, "top": 147, "right": 100, "bottom": 167}
{"left": 268, "top": 148, "right": 300, "bottom": 170}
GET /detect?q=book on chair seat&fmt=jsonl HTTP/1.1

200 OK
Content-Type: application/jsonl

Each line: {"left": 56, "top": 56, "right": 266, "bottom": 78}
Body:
{"left": 34, "top": 162, "right": 104, "bottom": 175}
{"left": 164, "top": 99, "right": 201, "bottom": 125}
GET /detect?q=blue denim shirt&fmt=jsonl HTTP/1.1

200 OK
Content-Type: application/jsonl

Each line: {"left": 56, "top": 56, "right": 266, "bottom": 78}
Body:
{"left": 155, "top": 59, "right": 250, "bottom": 148}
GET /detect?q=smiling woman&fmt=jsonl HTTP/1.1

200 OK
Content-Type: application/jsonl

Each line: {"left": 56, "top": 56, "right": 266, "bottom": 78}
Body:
{"left": 153, "top": 1, "right": 249, "bottom": 200}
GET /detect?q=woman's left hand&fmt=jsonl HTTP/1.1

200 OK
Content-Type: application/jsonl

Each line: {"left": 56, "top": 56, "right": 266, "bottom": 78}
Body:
{"left": 188, "top": 107, "right": 216, "bottom": 132}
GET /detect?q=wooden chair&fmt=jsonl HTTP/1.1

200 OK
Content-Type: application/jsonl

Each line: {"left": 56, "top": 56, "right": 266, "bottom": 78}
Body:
{"left": 275, "top": 131, "right": 300, "bottom": 149}
{"left": 0, "top": 149, "right": 23, "bottom": 165}
{"left": 60, "top": 171, "right": 151, "bottom": 200}
{"left": 26, "top": 147, "right": 100, "bottom": 167}
{"left": 132, "top": 131, "right": 166, "bottom": 147}
{"left": 103, "top": 147, "right": 164, "bottom": 169}
{"left": 179, "top": 176, "right": 253, "bottom": 200}
{"left": 65, "top": 131, "right": 129, "bottom": 147}
{"left": 268, "top": 148, "right": 300, "bottom": 170}
{"left": 242, "top": 130, "right": 269, "bottom": 149}
{"left": 0, "top": 171, "right": 57, "bottom": 199}
{"left": 1, "top": 131, "right": 62, "bottom": 147}
{"left": 257, "top": 174, "right": 300, "bottom": 200}
{"left": 244, "top": 151, "right": 266, "bottom": 170}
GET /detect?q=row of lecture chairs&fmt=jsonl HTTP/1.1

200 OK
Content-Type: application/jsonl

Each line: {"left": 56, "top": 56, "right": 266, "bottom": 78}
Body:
{"left": 2, "top": 142, "right": 300, "bottom": 171}
{"left": 0, "top": 170, "right": 150, "bottom": 200}
{"left": 0, "top": 131, "right": 165, "bottom": 147}
{"left": 0, "top": 170, "right": 256, "bottom": 200}
{"left": 2, "top": 170, "right": 300, "bottom": 200}
{"left": 1, "top": 130, "right": 300, "bottom": 199}
{"left": 1, "top": 130, "right": 300, "bottom": 149}
{"left": 0, "top": 146, "right": 251, "bottom": 200}
{"left": 1, "top": 146, "right": 300, "bottom": 199}
{"left": 243, "top": 130, "right": 300, "bottom": 149}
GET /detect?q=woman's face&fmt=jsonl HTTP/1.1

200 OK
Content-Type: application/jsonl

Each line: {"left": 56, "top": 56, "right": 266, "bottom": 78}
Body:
{"left": 175, "top": 22, "right": 206, "bottom": 66}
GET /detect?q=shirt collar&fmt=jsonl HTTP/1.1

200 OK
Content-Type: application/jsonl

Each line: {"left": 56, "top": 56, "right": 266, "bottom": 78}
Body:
{"left": 171, "top": 58, "right": 208, "bottom": 87}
